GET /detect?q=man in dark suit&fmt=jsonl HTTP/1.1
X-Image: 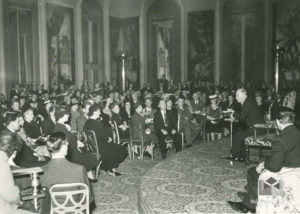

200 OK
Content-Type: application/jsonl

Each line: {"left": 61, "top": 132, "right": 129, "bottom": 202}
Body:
{"left": 228, "top": 107, "right": 300, "bottom": 213}
{"left": 190, "top": 92, "right": 204, "bottom": 112}
{"left": 229, "top": 88, "right": 265, "bottom": 161}
{"left": 154, "top": 99, "right": 182, "bottom": 159}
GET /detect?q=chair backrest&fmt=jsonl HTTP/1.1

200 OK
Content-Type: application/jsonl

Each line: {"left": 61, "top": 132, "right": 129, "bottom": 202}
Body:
{"left": 129, "top": 123, "right": 144, "bottom": 142}
{"left": 113, "top": 121, "right": 120, "bottom": 144}
{"left": 177, "top": 113, "right": 180, "bottom": 132}
{"left": 49, "top": 183, "right": 89, "bottom": 214}
{"left": 84, "top": 130, "right": 100, "bottom": 161}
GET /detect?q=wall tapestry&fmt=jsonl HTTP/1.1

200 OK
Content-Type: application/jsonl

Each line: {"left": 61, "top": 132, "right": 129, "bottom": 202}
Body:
{"left": 110, "top": 17, "right": 139, "bottom": 90}
{"left": 275, "top": 2, "right": 300, "bottom": 82}
{"left": 46, "top": 3, "right": 75, "bottom": 86}
{"left": 188, "top": 10, "right": 214, "bottom": 82}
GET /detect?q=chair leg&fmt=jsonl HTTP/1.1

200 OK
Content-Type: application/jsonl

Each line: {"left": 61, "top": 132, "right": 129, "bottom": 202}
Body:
{"left": 96, "top": 161, "right": 102, "bottom": 179}
{"left": 132, "top": 145, "right": 135, "bottom": 159}
{"left": 128, "top": 143, "right": 132, "bottom": 160}
{"left": 140, "top": 145, "right": 144, "bottom": 160}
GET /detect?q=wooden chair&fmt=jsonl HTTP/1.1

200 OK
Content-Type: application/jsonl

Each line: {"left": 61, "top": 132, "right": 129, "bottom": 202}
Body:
{"left": 112, "top": 121, "right": 131, "bottom": 159}
{"left": 49, "top": 183, "right": 89, "bottom": 214}
{"left": 84, "top": 130, "right": 102, "bottom": 179}
{"left": 177, "top": 114, "right": 185, "bottom": 149}
{"left": 129, "top": 123, "right": 154, "bottom": 160}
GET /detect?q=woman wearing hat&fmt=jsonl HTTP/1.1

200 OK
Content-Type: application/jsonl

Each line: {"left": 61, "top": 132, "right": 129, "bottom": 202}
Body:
{"left": 54, "top": 106, "right": 98, "bottom": 181}
{"left": 206, "top": 94, "right": 223, "bottom": 141}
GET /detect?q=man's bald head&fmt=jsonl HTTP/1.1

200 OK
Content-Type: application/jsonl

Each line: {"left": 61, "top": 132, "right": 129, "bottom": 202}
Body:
{"left": 235, "top": 88, "right": 247, "bottom": 104}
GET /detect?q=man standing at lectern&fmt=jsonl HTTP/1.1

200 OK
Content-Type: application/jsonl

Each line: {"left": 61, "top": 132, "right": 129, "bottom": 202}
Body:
{"left": 229, "top": 88, "right": 265, "bottom": 161}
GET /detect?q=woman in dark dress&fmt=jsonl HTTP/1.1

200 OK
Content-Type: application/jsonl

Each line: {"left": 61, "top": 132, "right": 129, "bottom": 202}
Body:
{"left": 41, "top": 106, "right": 56, "bottom": 135}
{"left": 110, "top": 102, "right": 130, "bottom": 140}
{"left": 120, "top": 99, "right": 134, "bottom": 125}
{"left": 54, "top": 106, "right": 98, "bottom": 181}
{"left": 83, "top": 104, "right": 127, "bottom": 176}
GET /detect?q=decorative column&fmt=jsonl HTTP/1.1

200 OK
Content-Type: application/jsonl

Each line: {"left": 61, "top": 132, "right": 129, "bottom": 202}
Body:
{"left": 38, "top": 0, "right": 48, "bottom": 89}
{"left": 264, "top": 0, "right": 271, "bottom": 82}
{"left": 214, "top": 0, "right": 223, "bottom": 83}
{"left": 139, "top": 0, "right": 146, "bottom": 87}
{"left": 0, "top": 0, "right": 6, "bottom": 95}
{"left": 75, "top": 0, "right": 84, "bottom": 88}
{"left": 240, "top": 15, "right": 246, "bottom": 83}
{"left": 103, "top": 0, "right": 111, "bottom": 82}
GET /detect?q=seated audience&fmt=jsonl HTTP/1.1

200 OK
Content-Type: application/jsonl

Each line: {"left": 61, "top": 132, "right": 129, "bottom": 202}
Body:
{"left": 177, "top": 96, "right": 201, "bottom": 147}
{"left": 131, "top": 103, "right": 158, "bottom": 157}
{"left": 120, "top": 99, "right": 134, "bottom": 125}
{"left": 70, "top": 100, "right": 81, "bottom": 131}
{"left": 205, "top": 94, "right": 223, "bottom": 141}
{"left": 83, "top": 104, "right": 127, "bottom": 176}
{"left": 41, "top": 106, "right": 56, "bottom": 135}
{"left": 111, "top": 102, "right": 130, "bottom": 140}
{"left": 54, "top": 106, "right": 98, "bottom": 181}
{"left": 76, "top": 101, "right": 91, "bottom": 132}
{"left": 154, "top": 99, "right": 182, "bottom": 159}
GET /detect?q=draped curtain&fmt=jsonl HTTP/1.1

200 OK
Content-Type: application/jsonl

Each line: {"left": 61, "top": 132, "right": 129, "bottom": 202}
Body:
{"left": 188, "top": 10, "right": 214, "bottom": 81}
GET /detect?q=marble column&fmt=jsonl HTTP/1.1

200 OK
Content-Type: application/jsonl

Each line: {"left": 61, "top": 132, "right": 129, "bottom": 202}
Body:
{"left": 103, "top": 0, "right": 111, "bottom": 82}
{"left": 0, "top": 0, "right": 6, "bottom": 95}
{"left": 75, "top": 0, "right": 84, "bottom": 88}
{"left": 214, "top": 0, "right": 223, "bottom": 84}
{"left": 38, "top": 0, "right": 48, "bottom": 89}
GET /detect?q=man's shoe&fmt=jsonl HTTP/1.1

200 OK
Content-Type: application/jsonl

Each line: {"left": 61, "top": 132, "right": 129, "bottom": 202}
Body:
{"left": 88, "top": 178, "right": 98, "bottom": 183}
{"left": 237, "top": 192, "right": 248, "bottom": 201}
{"left": 114, "top": 171, "right": 122, "bottom": 176}
{"left": 186, "top": 144, "right": 192, "bottom": 148}
{"left": 227, "top": 201, "right": 255, "bottom": 213}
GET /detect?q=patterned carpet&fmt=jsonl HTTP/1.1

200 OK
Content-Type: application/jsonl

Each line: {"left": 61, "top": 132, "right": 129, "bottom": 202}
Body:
{"left": 92, "top": 138, "right": 247, "bottom": 214}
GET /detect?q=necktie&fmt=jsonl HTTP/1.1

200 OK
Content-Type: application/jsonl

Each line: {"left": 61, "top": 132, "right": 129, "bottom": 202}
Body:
{"left": 163, "top": 111, "right": 168, "bottom": 126}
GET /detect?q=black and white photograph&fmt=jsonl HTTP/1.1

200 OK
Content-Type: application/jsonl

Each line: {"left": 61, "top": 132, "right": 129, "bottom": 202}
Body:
{"left": 0, "top": 0, "right": 300, "bottom": 213}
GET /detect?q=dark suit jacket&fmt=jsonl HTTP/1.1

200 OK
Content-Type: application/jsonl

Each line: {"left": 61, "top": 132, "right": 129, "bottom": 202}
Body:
{"left": 233, "top": 97, "right": 265, "bottom": 128}
{"left": 264, "top": 125, "right": 300, "bottom": 172}
{"left": 190, "top": 99, "right": 205, "bottom": 112}
{"left": 154, "top": 110, "right": 177, "bottom": 135}
{"left": 41, "top": 117, "right": 55, "bottom": 135}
